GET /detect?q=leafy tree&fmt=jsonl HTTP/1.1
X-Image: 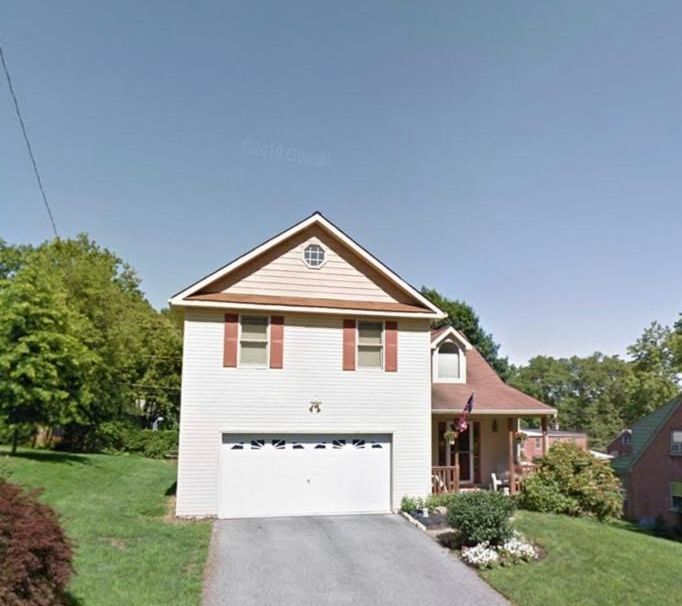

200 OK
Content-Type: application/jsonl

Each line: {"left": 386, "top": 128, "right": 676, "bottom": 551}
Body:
{"left": 623, "top": 321, "right": 679, "bottom": 422}
{"left": 510, "top": 354, "right": 630, "bottom": 449}
{"left": 0, "top": 262, "right": 96, "bottom": 453}
{"left": 421, "top": 287, "right": 510, "bottom": 379}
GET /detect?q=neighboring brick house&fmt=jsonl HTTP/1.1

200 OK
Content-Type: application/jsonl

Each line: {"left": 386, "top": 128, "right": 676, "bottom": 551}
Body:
{"left": 521, "top": 429, "right": 587, "bottom": 462}
{"left": 605, "top": 429, "right": 632, "bottom": 459}
{"left": 612, "top": 394, "right": 682, "bottom": 526}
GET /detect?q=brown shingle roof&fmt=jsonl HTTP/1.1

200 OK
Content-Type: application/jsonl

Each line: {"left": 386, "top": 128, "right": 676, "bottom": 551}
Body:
{"left": 432, "top": 347, "right": 555, "bottom": 414}
{"left": 185, "top": 292, "right": 431, "bottom": 314}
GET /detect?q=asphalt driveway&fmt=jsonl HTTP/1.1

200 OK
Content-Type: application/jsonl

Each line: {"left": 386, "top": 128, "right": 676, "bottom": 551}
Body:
{"left": 203, "top": 514, "right": 509, "bottom": 606}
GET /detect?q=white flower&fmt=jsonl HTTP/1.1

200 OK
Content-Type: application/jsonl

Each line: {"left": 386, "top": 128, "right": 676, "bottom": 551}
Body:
{"left": 498, "top": 536, "right": 539, "bottom": 562}
{"left": 461, "top": 542, "right": 500, "bottom": 568}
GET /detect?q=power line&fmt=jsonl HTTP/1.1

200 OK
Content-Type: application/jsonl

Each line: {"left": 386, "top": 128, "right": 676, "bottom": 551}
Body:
{"left": 0, "top": 41, "right": 59, "bottom": 238}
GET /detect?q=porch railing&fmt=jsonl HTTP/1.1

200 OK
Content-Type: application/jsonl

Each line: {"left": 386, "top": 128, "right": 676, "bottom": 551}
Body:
{"left": 432, "top": 465, "right": 459, "bottom": 494}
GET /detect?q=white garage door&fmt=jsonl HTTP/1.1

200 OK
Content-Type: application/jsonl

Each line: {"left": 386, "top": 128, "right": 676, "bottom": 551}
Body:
{"left": 218, "top": 434, "right": 391, "bottom": 518}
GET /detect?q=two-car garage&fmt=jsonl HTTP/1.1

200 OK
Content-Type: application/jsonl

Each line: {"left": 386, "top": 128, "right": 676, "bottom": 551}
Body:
{"left": 218, "top": 434, "right": 392, "bottom": 519}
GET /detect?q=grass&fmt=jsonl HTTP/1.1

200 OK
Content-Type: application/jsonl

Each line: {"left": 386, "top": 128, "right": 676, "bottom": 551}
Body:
{"left": 482, "top": 510, "right": 682, "bottom": 606}
{"left": 0, "top": 448, "right": 212, "bottom": 606}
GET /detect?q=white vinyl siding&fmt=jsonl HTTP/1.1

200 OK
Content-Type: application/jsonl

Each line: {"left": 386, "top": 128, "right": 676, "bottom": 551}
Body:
{"left": 176, "top": 310, "right": 432, "bottom": 517}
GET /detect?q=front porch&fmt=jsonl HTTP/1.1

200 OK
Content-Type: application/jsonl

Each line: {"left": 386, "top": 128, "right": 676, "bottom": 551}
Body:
{"left": 431, "top": 414, "right": 550, "bottom": 495}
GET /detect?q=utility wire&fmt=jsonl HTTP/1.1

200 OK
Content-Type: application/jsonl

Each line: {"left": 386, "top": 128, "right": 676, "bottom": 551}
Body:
{"left": 0, "top": 41, "right": 59, "bottom": 238}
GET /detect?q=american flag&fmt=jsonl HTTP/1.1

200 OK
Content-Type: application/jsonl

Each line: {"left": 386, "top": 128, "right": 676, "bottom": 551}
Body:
{"left": 456, "top": 392, "right": 475, "bottom": 433}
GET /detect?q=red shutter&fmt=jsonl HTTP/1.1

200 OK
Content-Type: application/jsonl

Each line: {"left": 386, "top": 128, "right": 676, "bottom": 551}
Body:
{"left": 270, "top": 316, "right": 284, "bottom": 369}
{"left": 343, "top": 319, "right": 356, "bottom": 371}
{"left": 385, "top": 321, "right": 398, "bottom": 372}
{"left": 223, "top": 314, "right": 239, "bottom": 367}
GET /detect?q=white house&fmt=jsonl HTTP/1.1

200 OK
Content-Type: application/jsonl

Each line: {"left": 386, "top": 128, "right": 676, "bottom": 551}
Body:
{"left": 170, "top": 212, "right": 555, "bottom": 519}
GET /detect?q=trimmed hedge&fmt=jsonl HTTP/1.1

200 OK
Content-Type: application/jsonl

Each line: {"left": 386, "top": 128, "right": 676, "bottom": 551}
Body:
{"left": 446, "top": 490, "right": 515, "bottom": 547}
{"left": 518, "top": 442, "right": 622, "bottom": 520}
{"left": 0, "top": 478, "right": 73, "bottom": 605}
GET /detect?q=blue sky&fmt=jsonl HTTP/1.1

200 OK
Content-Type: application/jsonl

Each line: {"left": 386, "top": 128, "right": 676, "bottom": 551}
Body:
{"left": 2, "top": 1, "right": 681, "bottom": 364}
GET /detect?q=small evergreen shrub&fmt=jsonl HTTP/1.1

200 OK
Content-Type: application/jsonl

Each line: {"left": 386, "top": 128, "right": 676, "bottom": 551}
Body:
{"left": 446, "top": 491, "right": 515, "bottom": 546}
{"left": 518, "top": 443, "right": 622, "bottom": 520}
{"left": 0, "top": 479, "right": 73, "bottom": 605}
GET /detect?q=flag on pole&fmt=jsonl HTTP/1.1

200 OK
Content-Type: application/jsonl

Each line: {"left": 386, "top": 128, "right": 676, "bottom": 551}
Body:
{"left": 457, "top": 392, "right": 475, "bottom": 433}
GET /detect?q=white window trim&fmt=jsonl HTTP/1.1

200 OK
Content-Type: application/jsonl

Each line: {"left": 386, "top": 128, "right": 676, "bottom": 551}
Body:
{"left": 356, "top": 320, "right": 385, "bottom": 371}
{"left": 432, "top": 338, "right": 466, "bottom": 383}
{"left": 238, "top": 314, "right": 270, "bottom": 368}
{"left": 301, "top": 242, "right": 328, "bottom": 269}
{"left": 671, "top": 430, "right": 682, "bottom": 456}
{"left": 671, "top": 481, "right": 682, "bottom": 512}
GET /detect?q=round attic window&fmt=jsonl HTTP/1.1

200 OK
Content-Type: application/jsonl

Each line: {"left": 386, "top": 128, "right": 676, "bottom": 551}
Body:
{"left": 303, "top": 244, "right": 326, "bottom": 268}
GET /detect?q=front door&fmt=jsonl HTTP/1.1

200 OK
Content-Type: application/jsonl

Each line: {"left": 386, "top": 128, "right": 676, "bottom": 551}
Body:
{"left": 438, "top": 422, "right": 478, "bottom": 484}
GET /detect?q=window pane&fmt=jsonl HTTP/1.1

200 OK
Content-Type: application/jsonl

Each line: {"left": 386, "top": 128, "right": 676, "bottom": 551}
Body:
{"left": 358, "top": 346, "right": 382, "bottom": 368}
{"left": 672, "top": 431, "right": 682, "bottom": 443}
{"left": 438, "top": 349, "right": 460, "bottom": 378}
{"left": 672, "top": 481, "right": 682, "bottom": 498}
{"left": 240, "top": 342, "right": 267, "bottom": 365}
{"left": 241, "top": 316, "right": 268, "bottom": 340}
{"left": 358, "top": 321, "right": 382, "bottom": 345}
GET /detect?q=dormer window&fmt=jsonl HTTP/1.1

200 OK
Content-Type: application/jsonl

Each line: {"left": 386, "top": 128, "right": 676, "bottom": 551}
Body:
{"left": 303, "top": 244, "right": 326, "bottom": 268}
{"left": 437, "top": 341, "right": 461, "bottom": 379}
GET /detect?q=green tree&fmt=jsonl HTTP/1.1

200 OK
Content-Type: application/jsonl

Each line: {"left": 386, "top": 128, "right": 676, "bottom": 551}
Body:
{"left": 0, "top": 263, "right": 96, "bottom": 454}
{"left": 421, "top": 287, "right": 510, "bottom": 379}
{"left": 623, "top": 321, "right": 679, "bottom": 422}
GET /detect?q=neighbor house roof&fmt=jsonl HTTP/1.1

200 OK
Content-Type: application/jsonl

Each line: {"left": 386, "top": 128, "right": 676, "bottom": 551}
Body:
{"left": 612, "top": 394, "right": 682, "bottom": 473}
{"left": 169, "top": 212, "right": 446, "bottom": 319}
{"left": 431, "top": 345, "right": 556, "bottom": 416}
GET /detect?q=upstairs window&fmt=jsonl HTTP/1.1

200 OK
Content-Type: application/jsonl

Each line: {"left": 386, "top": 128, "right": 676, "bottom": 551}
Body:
{"left": 672, "top": 481, "right": 682, "bottom": 511}
{"left": 303, "top": 244, "right": 326, "bottom": 268}
{"left": 240, "top": 316, "right": 268, "bottom": 366}
{"left": 671, "top": 431, "right": 682, "bottom": 455}
{"left": 437, "top": 341, "right": 461, "bottom": 380}
{"left": 357, "top": 321, "right": 383, "bottom": 368}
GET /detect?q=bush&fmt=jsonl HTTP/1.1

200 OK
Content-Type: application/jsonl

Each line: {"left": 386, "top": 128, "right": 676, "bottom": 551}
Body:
{"left": 518, "top": 443, "right": 622, "bottom": 520}
{"left": 132, "top": 430, "right": 178, "bottom": 459}
{"left": 75, "top": 423, "right": 178, "bottom": 459}
{"left": 446, "top": 491, "right": 515, "bottom": 546}
{"left": 425, "top": 492, "right": 459, "bottom": 512}
{"left": 400, "top": 495, "right": 424, "bottom": 513}
{"left": 0, "top": 478, "right": 73, "bottom": 605}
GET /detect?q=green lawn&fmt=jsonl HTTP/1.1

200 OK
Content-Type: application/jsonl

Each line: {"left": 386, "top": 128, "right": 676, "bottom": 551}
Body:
{"left": 482, "top": 511, "right": 682, "bottom": 606}
{"left": 0, "top": 448, "right": 212, "bottom": 606}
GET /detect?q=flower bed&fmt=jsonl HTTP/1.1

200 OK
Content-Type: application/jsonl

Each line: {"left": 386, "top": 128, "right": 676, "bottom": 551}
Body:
{"left": 461, "top": 533, "right": 541, "bottom": 569}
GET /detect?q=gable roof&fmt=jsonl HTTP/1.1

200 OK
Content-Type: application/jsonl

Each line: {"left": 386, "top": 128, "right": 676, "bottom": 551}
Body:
{"left": 170, "top": 212, "right": 446, "bottom": 319}
{"left": 431, "top": 326, "right": 473, "bottom": 350}
{"left": 432, "top": 347, "right": 556, "bottom": 415}
{"left": 612, "top": 394, "right": 682, "bottom": 473}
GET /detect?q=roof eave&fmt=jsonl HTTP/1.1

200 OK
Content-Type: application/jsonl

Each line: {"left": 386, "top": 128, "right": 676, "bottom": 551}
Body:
{"left": 170, "top": 298, "right": 444, "bottom": 319}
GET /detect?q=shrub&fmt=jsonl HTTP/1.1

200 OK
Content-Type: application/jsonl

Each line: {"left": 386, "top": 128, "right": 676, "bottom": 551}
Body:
{"left": 132, "top": 430, "right": 178, "bottom": 459}
{"left": 400, "top": 495, "right": 424, "bottom": 513}
{"left": 425, "top": 492, "right": 459, "bottom": 512}
{"left": 75, "top": 424, "right": 178, "bottom": 459}
{"left": 0, "top": 478, "right": 73, "bottom": 605}
{"left": 518, "top": 443, "right": 622, "bottom": 520}
{"left": 446, "top": 491, "right": 515, "bottom": 546}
